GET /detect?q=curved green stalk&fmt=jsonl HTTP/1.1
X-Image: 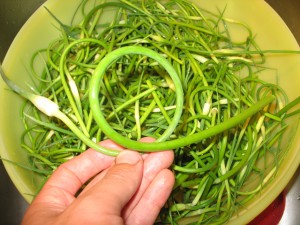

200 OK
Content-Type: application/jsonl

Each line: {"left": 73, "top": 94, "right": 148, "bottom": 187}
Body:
{"left": 89, "top": 46, "right": 184, "bottom": 143}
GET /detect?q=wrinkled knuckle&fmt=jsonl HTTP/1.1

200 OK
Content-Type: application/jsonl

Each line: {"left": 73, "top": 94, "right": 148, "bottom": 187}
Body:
{"left": 108, "top": 164, "right": 140, "bottom": 184}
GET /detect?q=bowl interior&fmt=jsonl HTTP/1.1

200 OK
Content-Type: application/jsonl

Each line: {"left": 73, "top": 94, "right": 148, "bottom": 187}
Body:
{"left": 1, "top": 0, "right": 300, "bottom": 224}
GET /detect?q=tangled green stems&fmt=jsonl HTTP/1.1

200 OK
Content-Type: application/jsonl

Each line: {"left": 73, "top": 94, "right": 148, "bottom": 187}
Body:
{"left": 89, "top": 46, "right": 275, "bottom": 151}
{"left": 2, "top": 0, "right": 300, "bottom": 224}
{"left": 1, "top": 53, "right": 275, "bottom": 154}
{"left": 0, "top": 64, "right": 121, "bottom": 156}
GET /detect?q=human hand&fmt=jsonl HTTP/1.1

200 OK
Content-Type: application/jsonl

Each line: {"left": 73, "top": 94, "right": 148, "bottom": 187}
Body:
{"left": 22, "top": 137, "right": 174, "bottom": 225}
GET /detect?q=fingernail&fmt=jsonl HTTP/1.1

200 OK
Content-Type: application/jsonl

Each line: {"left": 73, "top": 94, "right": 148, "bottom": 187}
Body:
{"left": 116, "top": 150, "right": 141, "bottom": 165}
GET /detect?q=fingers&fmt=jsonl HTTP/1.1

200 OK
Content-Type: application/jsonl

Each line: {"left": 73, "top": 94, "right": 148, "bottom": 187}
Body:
{"left": 61, "top": 150, "right": 144, "bottom": 224}
{"left": 125, "top": 169, "right": 175, "bottom": 225}
{"left": 24, "top": 140, "right": 123, "bottom": 220}
{"left": 78, "top": 137, "right": 155, "bottom": 196}
{"left": 122, "top": 138, "right": 174, "bottom": 219}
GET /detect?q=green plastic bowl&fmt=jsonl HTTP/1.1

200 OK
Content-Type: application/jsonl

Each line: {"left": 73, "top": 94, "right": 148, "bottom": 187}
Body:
{"left": 1, "top": 0, "right": 300, "bottom": 224}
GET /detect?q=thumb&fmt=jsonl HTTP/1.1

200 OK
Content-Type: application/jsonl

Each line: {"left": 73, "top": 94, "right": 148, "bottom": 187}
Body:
{"left": 77, "top": 150, "right": 144, "bottom": 216}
